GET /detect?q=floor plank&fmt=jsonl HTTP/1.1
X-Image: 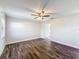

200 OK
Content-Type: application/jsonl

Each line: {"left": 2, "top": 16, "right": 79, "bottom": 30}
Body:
{"left": 0, "top": 38, "right": 79, "bottom": 59}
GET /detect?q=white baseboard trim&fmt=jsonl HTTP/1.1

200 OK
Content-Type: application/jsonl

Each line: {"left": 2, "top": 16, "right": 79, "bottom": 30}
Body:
{"left": 44, "top": 37, "right": 79, "bottom": 49}
{"left": 6, "top": 37, "right": 40, "bottom": 45}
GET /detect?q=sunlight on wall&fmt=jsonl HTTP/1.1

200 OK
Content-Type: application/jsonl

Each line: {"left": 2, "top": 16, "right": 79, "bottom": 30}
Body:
{"left": 10, "top": 22, "right": 25, "bottom": 29}
{"left": 6, "top": 18, "right": 41, "bottom": 44}
{"left": 41, "top": 22, "right": 51, "bottom": 38}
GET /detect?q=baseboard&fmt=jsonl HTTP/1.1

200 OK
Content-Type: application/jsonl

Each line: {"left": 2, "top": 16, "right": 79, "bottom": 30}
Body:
{"left": 6, "top": 37, "right": 41, "bottom": 45}
{"left": 44, "top": 37, "right": 79, "bottom": 49}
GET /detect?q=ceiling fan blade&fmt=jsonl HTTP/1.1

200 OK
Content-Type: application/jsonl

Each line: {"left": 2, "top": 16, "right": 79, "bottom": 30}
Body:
{"left": 50, "top": 17, "right": 54, "bottom": 19}
{"left": 25, "top": 7, "right": 37, "bottom": 13}
{"left": 40, "top": 0, "right": 50, "bottom": 11}
{"left": 43, "top": 15, "right": 50, "bottom": 17}
{"left": 32, "top": 14, "right": 38, "bottom": 16}
{"left": 34, "top": 16, "right": 39, "bottom": 19}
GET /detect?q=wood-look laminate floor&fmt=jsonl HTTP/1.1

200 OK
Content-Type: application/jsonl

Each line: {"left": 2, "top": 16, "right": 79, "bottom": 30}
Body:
{"left": 0, "top": 38, "right": 79, "bottom": 59}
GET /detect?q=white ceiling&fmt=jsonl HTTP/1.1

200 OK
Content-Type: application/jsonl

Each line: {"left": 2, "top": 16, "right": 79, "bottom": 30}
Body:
{"left": 0, "top": 0, "right": 79, "bottom": 20}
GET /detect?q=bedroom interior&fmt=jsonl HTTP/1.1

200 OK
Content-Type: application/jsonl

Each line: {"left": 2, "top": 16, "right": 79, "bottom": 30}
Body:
{"left": 0, "top": 0, "right": 79, "bottom": 59}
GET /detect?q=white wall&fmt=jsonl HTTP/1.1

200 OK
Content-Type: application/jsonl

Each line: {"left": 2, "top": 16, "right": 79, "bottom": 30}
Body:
{"left": 6, "top": 17, "right": 41, "bottom": 44}
{"left": 41, "top": 14, "right": 79, "bottom": 49}
{"left": 6, "top": 14, "right": 79, "bottom": 48}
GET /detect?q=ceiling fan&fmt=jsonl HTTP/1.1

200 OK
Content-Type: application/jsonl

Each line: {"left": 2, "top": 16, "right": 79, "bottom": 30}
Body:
{"left": 25, "top": 0, "right": 56, "bottom": 20}
{"left": 32, "top": 10, "right": 50, "bottom": 19}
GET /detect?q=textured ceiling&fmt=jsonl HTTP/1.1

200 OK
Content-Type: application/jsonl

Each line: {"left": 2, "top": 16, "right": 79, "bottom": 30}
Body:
{"left": 0, "top": 0, "right": 79, "bottom": 20}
